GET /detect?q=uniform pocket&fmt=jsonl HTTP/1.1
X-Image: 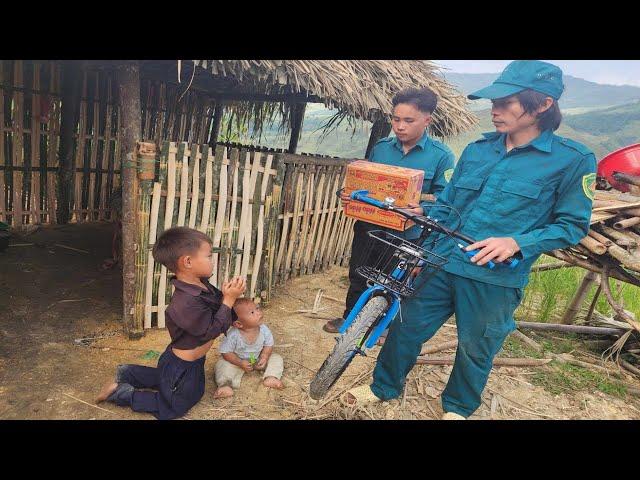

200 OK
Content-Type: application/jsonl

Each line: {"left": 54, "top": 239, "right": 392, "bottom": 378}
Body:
{"left": 495, "top": 179, "right": 543, "bottom": 219}
{"left": 452, "top": 176, "right": 484, "bottom": 206}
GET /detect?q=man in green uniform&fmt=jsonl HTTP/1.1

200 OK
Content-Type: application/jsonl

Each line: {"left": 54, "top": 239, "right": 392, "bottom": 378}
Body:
{"left": 323, "top": 87, "right": 455, "bottom": 333}
{"left": 344, "top": 60, "right": 597, "bottom": 418}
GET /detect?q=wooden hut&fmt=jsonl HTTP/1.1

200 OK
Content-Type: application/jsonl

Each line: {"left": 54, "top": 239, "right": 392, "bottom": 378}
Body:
{"left": 0, "top": 60, "right": 477, "bottom": 338}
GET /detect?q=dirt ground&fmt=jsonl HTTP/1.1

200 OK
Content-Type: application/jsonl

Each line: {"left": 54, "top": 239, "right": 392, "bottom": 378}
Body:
{"left": 2, "top": 223, "right": 640, "bottom": 420}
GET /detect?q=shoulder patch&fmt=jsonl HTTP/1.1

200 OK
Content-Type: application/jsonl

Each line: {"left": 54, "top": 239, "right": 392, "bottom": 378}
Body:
{"left": 558, "top": 137, "right": 593, "bottom": 156}
{"left": 582, "top": 173, "right": 596, "bottom": 200}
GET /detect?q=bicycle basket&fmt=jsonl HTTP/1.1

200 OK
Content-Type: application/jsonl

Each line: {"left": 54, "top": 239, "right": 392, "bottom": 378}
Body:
{"left": 355, "top": 230, "right": 448, "bottom": 297}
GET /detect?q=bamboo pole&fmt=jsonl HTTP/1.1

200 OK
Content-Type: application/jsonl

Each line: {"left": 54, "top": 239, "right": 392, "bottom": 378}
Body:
{"left": 157, "top": 142, "right": 178, "bottom": 328}
{"left": 265, "top": 156, "right": 286, "bottom": 301}
{"left": 151, "top": 141, "right": 169, "bottom": 328}
{"left": 187, "top": 143, "right": 201, "bottom": 229}
{"left": 0, "top": 61, "right": 5, "bottom": 223}
{"left": 614, "top": 217, "right": 640, "bottom": 230}
{"left": 209, "top": 146, "right": 226, "bottom": 284}
{"left": 588, "top": 229, "right": 613, "bottom": 246}
{"left": 416, "top": 356, "right": 552, "bottom": 367}
{"left": 176, "top": 142, "right": 189, "bottom": 226}
{"left": 234, "top": 149, "right": 251, "bottom": 277}
{"left": 274, "top": 163, "right": 295, "bottom": 282}
{"left": 30, "top": 62, "right": 42, "bottom": 225}
{"left": 72, "top": 70, "right": 87, "bottom": 223}
{"left": 117, "top": 61, "right": 143, "bottom": 338}
{"left": 222, "top": 148, "right": 240, "bottom": 283}
{"left": 579, "top": 235, "right": 607, "bottom": 255}
{"left": 57, "top": 61, "right": 82, "bottom": 224}
{"left": 88, "top": 72, "right": 100, "bottom": 222}
{"left": 11, "top": 60, "right": 24, "bottom": 227}
{"left": 284, "top": 168, "right": 304, "bottom": 280}
{"left": 241, "top": 150, "right": 262, "bottom": 280}
{"left": 560, "top": 270, "right": 599, "bottom": 325}
{"left": 199, "top": 145, "right": 214, "bottom": 234}
{"left": 250, "top": 153, "right": 274, "bottom": 301}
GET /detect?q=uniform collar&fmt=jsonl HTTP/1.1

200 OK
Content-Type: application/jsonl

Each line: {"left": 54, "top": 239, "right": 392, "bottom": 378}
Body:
{"left": 393, "top": 131, "right": 430, "bottom": 152}
{"left": 483, "top": 129, "right": 553, "bottom": 154}
{"left": 170, "top": 276, "right": 213, "bottom": 296}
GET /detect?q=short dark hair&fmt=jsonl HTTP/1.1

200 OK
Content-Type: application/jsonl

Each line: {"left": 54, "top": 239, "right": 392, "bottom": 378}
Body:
{"left": 152, "top": 227, "right": 212, "bottom": 273}
{"left": 232, "top": 297, "right": 256, "bottom": 323}
{"left": 392, "top": 87, "right": 438, "bottom": 114}
{"left": 515, "top": 89, "right": 563, "bottom": 131}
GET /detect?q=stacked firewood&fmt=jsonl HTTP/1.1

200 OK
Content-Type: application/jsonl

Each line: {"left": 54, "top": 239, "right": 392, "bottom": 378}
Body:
{"left": 545, "top": 188, "right": 640, "bottom": 334}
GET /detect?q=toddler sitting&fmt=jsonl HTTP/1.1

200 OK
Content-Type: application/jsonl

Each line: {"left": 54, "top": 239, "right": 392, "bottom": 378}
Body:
{"left": 213, "top": 298, "right": 284, "bottom": 398}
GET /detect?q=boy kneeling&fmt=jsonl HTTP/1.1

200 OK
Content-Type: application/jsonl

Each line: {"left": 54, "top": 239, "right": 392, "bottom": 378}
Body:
{"left": 95, "top": 226, "right": 245, "bottom": 420}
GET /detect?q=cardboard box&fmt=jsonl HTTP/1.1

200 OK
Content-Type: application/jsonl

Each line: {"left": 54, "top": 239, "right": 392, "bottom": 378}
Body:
{"left": 344, "top": 160, "right": 424, "bottom": 231}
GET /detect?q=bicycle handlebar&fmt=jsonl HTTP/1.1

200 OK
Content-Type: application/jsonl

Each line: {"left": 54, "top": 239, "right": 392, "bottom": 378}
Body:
{"left": 348, "top": 189, "right": 519, "bottom": 269}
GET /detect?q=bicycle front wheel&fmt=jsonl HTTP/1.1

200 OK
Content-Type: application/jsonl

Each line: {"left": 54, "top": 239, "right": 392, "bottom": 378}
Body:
{"left": 309, "top": 295, "right": 389, "bottom": 400}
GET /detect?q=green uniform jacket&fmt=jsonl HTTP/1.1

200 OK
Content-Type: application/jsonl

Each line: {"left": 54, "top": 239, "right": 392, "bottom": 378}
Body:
{"left": 427, "top": 129, "right": 597, "bottom": 288}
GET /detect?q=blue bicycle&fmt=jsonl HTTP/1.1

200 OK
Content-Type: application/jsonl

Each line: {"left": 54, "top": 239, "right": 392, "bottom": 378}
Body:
{"left": 308, "top": 190, "right": 518, "bottom": 400}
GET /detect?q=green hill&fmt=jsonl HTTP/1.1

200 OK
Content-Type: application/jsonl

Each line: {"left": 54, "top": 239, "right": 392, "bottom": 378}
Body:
{"left": 443, "top": 73, "right": 640, "bottom": 109}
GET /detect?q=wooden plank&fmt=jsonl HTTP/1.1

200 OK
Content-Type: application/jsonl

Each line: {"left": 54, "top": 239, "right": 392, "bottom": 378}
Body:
{"left": 241, "top": 151, "right": 262, "bottom": 280}
{"left": 46, "top": 61, "right": 60, "bottom": 224}
{"left": 311, "top": 167, "right": 337, "bottom": 272}
{"left": 87, "top": 72, "right": 99, "bottom": 221}
{"left": 302, "top": 168, "right": 326, "bottom": 274}
{"left": 250, "top": 153, "right": 273, "bottom": 300}
{"left": 284, "top": 168, "right": 304, "bottom": 280}
{"left": 11, "top": 60, "right": 24, "bottom": 227}
{"left": 199, "top": 145, "right": 214, "bottom": 233}
{"left": 235, "top": 150, "right": 252, "bottom": 277}
{"left": 144, "top": 179, "right": 162, "bottom": 329}
{"left": 317, "top": 169, "right": 342, "bottom": 270}
{"left": 188, "top": 143, "right": 201, "bottom": 228}
{"left": 30, "top": 62, "right": 42, "bottom": 224}
{"left": 274, "top": 162, "right": 295, "bottom": 282}
{"left": 176, "top": 142, "right": 189, "bottom": 226}
{"left": 157, "top": 142, "right": 178, "bottom": 328}
{"left": 265, "top": 156, "right": 287, "bottom": 301}
{"left": 72, "top": 71, "right": 88, "bottom": 222}
{"left": 208, "top": 146, "right": 226, "bottom": 285}
{"left": 221, "top": 147, "right": 239, "bottom": 282}
{"left": 294, "top": 165, "right": 314, "bottom": 275}
{"left": 0, "top": 61, "right": 6, "bottom": 222}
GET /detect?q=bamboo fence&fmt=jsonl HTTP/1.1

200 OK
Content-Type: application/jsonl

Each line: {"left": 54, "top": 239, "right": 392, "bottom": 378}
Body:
{"left": 135, "top": 142, "right": 355, "bottom": 329}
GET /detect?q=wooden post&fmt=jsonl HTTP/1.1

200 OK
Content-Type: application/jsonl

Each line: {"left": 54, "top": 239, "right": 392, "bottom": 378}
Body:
{"left": 287, "top": 102, "right": 306, "bottom": 154}
{"left": 208, "top": 100, "right": 224, "bottom": 146}
{"left": 56, "top": 61, "right": 82, "bottom": 224}
{"left": 364, "top": 115, "right": 391, "bottom": 159}
{"left": 117, "top": 61, "right": 143, "bottom": 339}
{"left": 560, "top": 271, "right": 599, "bottom": 325}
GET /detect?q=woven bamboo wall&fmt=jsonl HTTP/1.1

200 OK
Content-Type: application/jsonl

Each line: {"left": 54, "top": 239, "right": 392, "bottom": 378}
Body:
{"left": 136, "top": 142, "right": 355, "bottom": 329}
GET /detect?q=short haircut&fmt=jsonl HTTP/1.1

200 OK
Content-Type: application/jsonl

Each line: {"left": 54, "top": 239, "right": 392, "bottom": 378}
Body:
{"left": 392, "top": 87, "right": 438, "bottom": 114}
{"left": 232, "top": 297, "right": 255, "bottom": 322}
{"left": 516, "top": 89, "right": 563, "bottom": 131}
{"left": 152, "top": 227, "right": 212, "bottom": 273}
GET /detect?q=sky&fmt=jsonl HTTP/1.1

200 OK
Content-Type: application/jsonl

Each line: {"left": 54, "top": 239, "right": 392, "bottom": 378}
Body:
{"left": 434, "top": 60, "right": 640, "bottom": 87}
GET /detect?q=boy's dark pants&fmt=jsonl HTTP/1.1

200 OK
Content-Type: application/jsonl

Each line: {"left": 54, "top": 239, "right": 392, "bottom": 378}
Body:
{"left": 107, "top": 346, "right": 205, "bottom": 420}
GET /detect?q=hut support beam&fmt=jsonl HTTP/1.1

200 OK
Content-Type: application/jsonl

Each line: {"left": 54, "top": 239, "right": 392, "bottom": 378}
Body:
{"left": 117, "top": 61, "right": 144, "bottom": 339}
{"left": 365, "top": 116, "right": 391, "bottom": 159}
{"left": 208, "top": 100, "right": 224, "bottom": 146}
{"left": 56, "top": 61, "right": 82, "bottom": 224}
{"left": 287, "top": 103, "right": 306, "bottom": 154}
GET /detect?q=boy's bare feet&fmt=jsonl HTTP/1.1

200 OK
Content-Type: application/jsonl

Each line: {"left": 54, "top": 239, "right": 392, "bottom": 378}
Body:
{"left": 95, "top": 382, "right": 118, "bottom": 403}
{"left": 213, "top": 386, "right": 234, "bottom": 399}
{"left": 263, "top": 377, "right": 283, "bottom": 389}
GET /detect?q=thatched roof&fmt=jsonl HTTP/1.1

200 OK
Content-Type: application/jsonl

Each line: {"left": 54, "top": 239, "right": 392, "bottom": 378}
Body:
{"left": 192, "top": 60, "right": 478, "bottom": 138}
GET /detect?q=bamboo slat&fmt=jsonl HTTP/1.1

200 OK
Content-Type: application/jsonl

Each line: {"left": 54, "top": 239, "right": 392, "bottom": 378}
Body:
{"left": 209, "top": 146, "right": 226, "bottom": 285}
{"left": 72, "top": 72, "right": 87, "bottom": 223}
{"left": 188, "top": 143, "right": 201, "bottom": 229}
{"left": 249, "top": 153, "right": 273, "bottom": 300}
{"left": 30, "top": 63, "right": 42, "bottom": 225}
{"left": 0, "top": 62, "right": 5, "bottom": 223}
{"left": 234, "top": 150, "right": 251, "bottom": 277}
{"left": 176, "top": 143, "right": 189, "bottom": 226}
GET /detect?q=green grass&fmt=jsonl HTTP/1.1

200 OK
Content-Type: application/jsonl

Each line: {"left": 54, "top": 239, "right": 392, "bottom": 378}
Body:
{"left": 515, "top": 255, "right": 640, "bottom": 323}
{"left": 531, "top": 361, "right": 627, "bottom": 398}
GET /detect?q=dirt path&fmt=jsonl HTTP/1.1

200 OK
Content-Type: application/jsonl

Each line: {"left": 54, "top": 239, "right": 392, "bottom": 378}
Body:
{"left": 1, "top": 224, "right": 639, "bottom": 420}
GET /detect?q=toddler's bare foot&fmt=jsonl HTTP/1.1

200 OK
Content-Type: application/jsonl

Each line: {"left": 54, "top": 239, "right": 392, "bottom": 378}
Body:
{"left": 213, "top": 386, "right": 234, "bottom": 399}
{"left": 95, "top": 382, "right": 118, "bottom": 403}
{"left": 263, "top": 377, "right": 283, "bottom": 389}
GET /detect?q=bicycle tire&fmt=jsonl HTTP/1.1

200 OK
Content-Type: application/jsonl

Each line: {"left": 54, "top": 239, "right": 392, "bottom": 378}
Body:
{"left": 309, "top": 295, "right": 389, "bottom": 400}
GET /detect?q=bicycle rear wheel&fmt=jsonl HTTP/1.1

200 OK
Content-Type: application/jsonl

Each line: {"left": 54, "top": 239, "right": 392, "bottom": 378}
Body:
{"left": 309, "top": 295, "right": 389, "bottom": 400}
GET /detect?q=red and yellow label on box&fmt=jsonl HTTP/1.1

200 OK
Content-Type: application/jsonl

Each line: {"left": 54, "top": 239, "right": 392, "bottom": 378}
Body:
{"left": 343, "top": 160, "right": 424, "bottom": 231}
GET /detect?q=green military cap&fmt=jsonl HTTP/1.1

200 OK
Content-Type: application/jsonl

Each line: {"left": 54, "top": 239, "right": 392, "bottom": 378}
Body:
{"left": 468, "top": 60, "right": 564, "bottom": 100}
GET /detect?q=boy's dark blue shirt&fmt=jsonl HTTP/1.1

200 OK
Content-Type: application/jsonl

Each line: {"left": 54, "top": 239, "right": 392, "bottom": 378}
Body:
{"left": 165, "top": 277, "right": 233, "bottom": 350}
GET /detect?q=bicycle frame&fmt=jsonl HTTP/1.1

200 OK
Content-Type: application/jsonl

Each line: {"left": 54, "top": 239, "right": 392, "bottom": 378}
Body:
{"left": 338, "top": 189, "right": 519, "bottom": 351}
